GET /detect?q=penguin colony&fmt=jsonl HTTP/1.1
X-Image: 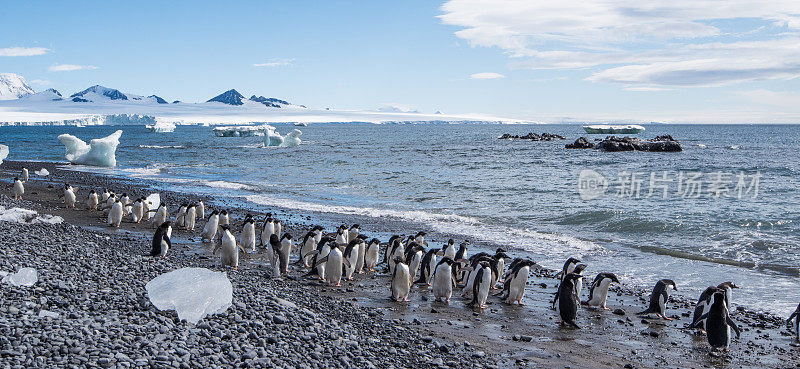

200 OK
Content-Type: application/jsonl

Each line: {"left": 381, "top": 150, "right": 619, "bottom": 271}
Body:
{"left": 8, "top": 179, "right": 800, "bottom": 356}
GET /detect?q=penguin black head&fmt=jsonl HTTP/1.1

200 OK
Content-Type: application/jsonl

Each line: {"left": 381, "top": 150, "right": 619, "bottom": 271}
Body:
{"left": 350, "top": 224, "right": 360, "bottom": 230}
{"left": 211, "top": 210, "right": 220, "bottom": 215}
{"left": 439, "top": 257, "right": 455, "bottom": 266}
{"left": 180, "top": 202, "right": 188, "bottom": 207}
{"left": 90, "top": 190, "right": 96, "bottom": 194}
{"left": 356, "top": 234, "right": 368, "bottom": 240}
{"left": 573, "top": 264, "right": 588, "bottom": 274}
{"left": 280, "top": 233, "right": 293, "bottom": 241}
{"left": 13, "top": 177, "right": 19, "bottom": 181}
{"left": 605, "top": 273, "right": 620, "bottom": 284}
{"left": 221, "top": 210, "right": 228, "bottom": 215}
{"left": 369, "top": 238, "right": 380, "bottom": 245}
{"left": 220, "top": 224, "right": 231, "bottom": 231}
{"left": 245, "top": 214, "right": 253, "bottom": 219}
{"left": 521, "top": 259, "right": 538, "bottom": 268}
{"left": 660, "top": 279, "right": 677, "bottom": 291}
{"left": 337, "top": 228, "right": 344, "bottom": 235}
{"left": 447, "top": 239, "right": 454, "bottom": 245}
{"left": 393, "top": 256, "right": 405, "bottom": 265}
{"left": 717, "top": 281, "right": 739, "bottom": 290}
{"left": 269, "top": 234, "right": 280, "bottom": 245}
{"left": 415, "top": 231, "right": 426, "bottom": 238}
{"left": 494, "top": 251, "right": 510, "bottom": 260}
{"left": 159, "top": 221, "right": 172, "bottom": 229}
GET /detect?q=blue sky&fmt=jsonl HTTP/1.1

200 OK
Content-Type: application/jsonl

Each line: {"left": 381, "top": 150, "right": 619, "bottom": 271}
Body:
{"left": 2, "top": 0, "right": 800, "bottom": 122}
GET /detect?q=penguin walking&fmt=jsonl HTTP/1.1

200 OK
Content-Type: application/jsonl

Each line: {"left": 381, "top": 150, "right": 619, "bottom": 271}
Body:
{"left": 278, "top": 233, "right": 293, "bottom": 275}
{"left": 386, "top": 236, "right": 406, "bottom": 275}
{"left": 152, "top": 203, "right": 168, "bottom": 229}
{"left": 11, "top": 178, "right": 24, "bottom": 199}
{"left": 432, "top": 257, "right": 457, "bottom": 303}
{"left": 183, "top": 204, "right": 196, "bottom": 231}
{"left": 441, "top": 239, "right": 455, "bottom": 259}
{"left": 453, "top": 241, "right": 469, "bottom": 282}
{"left": 313, "top": 242, "right": 350, "bottom": 286}
{"left": 298, "top": 226, "right": 323, "bottom": 267}
{"left": 148, "top": 221, "right": 172, "bottom": 257}
{"left": 382, "top": 234, "right": 403, "bottom": 268}
{"left": 583, "top": 272, "right": 620, "bottom": 310}
{"left": 21, "top": 168, "right": 29, "bottom": 183}
{"left": 468, "top": 261, "right": 492, "bottom": 310}
{"left": 201, "top": 210, "right": 220, "bottom": 242}
{"left": 390, "top": 257, "right": 411, "bottom": 302}
{"left": 691, "top": 288, "right": 741, "bottom": 352}
{"left": 414, "top": 248, "right": 440, "bottom": 285}
{"left": 196, "top": 200, "right": 204, "bottom": 220}
{"left": 489, "top": 249, "right": 510, "bottom": 289}
{"left": 260, "top": 214, "right": 275, "bottom": 247}
{"left": 335, "top": 226, "right": 348, "bottom": 245}
{"left": 348, "top": 224, "right": 361, "bottom": 246}
{"left": 689, "top": 282, "right": 739, "bottom": 332}
{"left": 214, "top": 225, "right": 245, "bottom": 269}
{"left": 462, "top": 254, "right": 493, "bottom": 299}
{"left": 61, "top": 184, "right": 77, "bottom": 208}
{"left": 405, "top": 242, "right": 425, "bottom": 282}
{"left": 108, "top": 199, "right": 123, "bottom": 227}
{"left": 128, "top": 198, "right": 144, "bottom": 223}
{"left": 363, "top": 238, "right": 381, "bottom": 271}
{"left": 85, "top": 190, "right": 99, "bottom": 210}
{"left": 499, "top": 259, "right": 538, "bottom": 305}
{"left": 273, "top": 219, "right": 283, "bottom": 239}
{"left": 305, "top": 237, "right": 333, "bottom": 280}
{"left": 240, "top": 215, "right": 257, "bottom": 252}
{"left": 119, "top": 193, "right": 131, "bottom": 215}
{"left": 552, "top": 262, "right": 586, "bottom": 310}
{"left": 268, "top": 234, "right": 284, "bottom": 278}
{"left": 343, "top": 239, "right": 363, "bottom": 280}
{"left": 175, "top": 203, "right": 188, "bottom": 228}
{"left": 101, "top": 189, "right": 111, "bottom": 202}
{"left": 219, "top": 210, "right": 230, "bottom": 226}
{"left": 717, "top": 281, "right": 739, "bottom": 309}
{"left": 787, "top": 301, "right": 800, "bottom": 342}
{"left": 557, "top": 273, "right": 583, "bottom": 328}
{"left": 637, "top": 279, "right": 678, "bottom": 320}
{"left": 141, "top": 197, "right": 152, "bottom": 221}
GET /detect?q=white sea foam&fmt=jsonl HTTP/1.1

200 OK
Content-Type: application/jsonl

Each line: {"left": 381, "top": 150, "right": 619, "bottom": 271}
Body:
{"left": 203, "top": 180, "right": 256, "bottom": 191}
{"left": 245, "top": 194, "right": 600, "bottom": 257}
{"left": 139, "top": 145, "right": 186, "bottom": 149}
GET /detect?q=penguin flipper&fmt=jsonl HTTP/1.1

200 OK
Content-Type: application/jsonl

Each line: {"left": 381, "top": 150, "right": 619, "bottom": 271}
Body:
{"left": 727, "top": 317, "right": 741, "bottom": 338}
{"left": 342, "top": 257, "right": 352, "bottom": 269}
{"left": 788, "top": 312, "right": 799, "bottom": 329}
{"left": 313, "top": 256, "right": 329, "bottom": 268}
{"left": 689, "top": 313, "right": 708, "bottom": 329}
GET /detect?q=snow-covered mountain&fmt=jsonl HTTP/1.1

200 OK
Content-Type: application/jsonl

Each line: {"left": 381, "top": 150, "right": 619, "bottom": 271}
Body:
{"left": 0, "top": 73, "right": 35, "bottom": 100}
{"left": 207, "top": 89, "right": 295, "bottom": 108}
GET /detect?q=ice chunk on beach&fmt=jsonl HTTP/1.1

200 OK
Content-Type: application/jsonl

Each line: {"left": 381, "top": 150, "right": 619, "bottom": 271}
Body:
{"left": 35, "top": 168, "right": 49, "bottom": 176}
{"left": 279, "top": 129, "right": 302, "bottom": 147}
{"left": 145, "top": 268, "right": 233, "bottom": 324}
{"left": 57, "top": 130, "right": 122, "bottom": 167}
{"left": 38, "top": 310, "right": 59, "bottom": 318}
{"left": 145, "top": 193, "right": 160, "bottom": 210}
{"left": 0, "top": 206, "right": 63, "bottom": 224}
{"left": 146, "top": 119, "right": 176, "bottom": 133}
{"left": 2, "top": 267, "right": 38, "bottom": 287}
{"left": 0, "top": 144, "right": 8, "bottom": 165}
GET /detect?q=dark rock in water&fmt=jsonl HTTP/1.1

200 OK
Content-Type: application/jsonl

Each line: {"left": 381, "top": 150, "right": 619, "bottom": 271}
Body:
{"left": 148, "top": 95, "right": 168, "bottom": 104}
{"left": 565, "top": 137, "right": 594, "bottom": 149}
{"left": 498, "top": 132, "right": 566, "bottom": 141}
{"left": 595, "top": 136, "right": 682, "bottom": 152}
{"left": 207, "top": 89, "right": 245, "bottom": 105}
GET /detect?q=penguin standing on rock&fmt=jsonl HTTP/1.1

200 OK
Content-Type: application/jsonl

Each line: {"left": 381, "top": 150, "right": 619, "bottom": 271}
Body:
{"left": 278, "top": 233, "right": 293, "bottom": 274}
{"left": 390, "top": 257, "right": 411, "bottom": 302}
{"left": 637, "top": 279, "right": 677, "bottom": 320}
{"left": 148, "top": 221, "right": 172, "bottom": 257}
{"left": 240, "top": 215, "right": 257, "bottom": 252}
{"left": 196, "top": 200, "right": 205, "bottom": 220}
{"left": 268, "top": 234, "right": 284, "bottom": 278}
{"left": 557, "top": 273, "right": 583, "bottom": 328}
{"left": 85, "top": 190, "right": 99, "bottom": 210}
{"left": 298, "top": 226, "right": 323, "bottom": 267}
{"left": 583, "top": 273, "right": 620, "bottom": 310}
{"left": 468, "top": 261, "right": 492, "bottom": 310}
{"left": 60, "top": 184, "right": 77, "bottom": 208}
{"left": 304, "top": 237, "right": 333, "bottom": 280}
{"left": 152, "top": 203, "right": 168, "bottom": 228}
{"left": 443, "top": 239, "right": 456, "bottom": 260}
{"left": 219, "top": 210, "right": 230, "bottom": 226}
{"left": 363, "top": 238, "right": 381, "bottom": 271}
{"left": 689, "top": 286, "right": 718, "bottom": 333}
{"left": 11, "top": 178, "right": 24, "bottom": 199}
{"left": 214, "top": 225, "right": 245, "bottom": 269}
{"left": 21, "top": 168, "right": 29, "bottom": 182}
{"left": 415, "top": 248, "right": 441, "bottom": 286}
{"left": 432, "top": 257, "right": 457, "bottom": 303}
{"left": 313, "top": 242, "right": 351, "bottom": 286}
{"left": 108, "top": 199, "right": 123, "bottom": 227}
{"left": 498, "top": 259, "right": 538, "bottom": 305}
{"left": 786, "top": 301, "right": 800, "bottom": 342}
{"left": 128, "top": 197, "right": 144, "bottom": 223}
{"left": 184, "top": 204, "right": 196, "bottom": 231}
{"left": 119, "top": 193, "right": 131, "bottom": 215}
{"left": 201, "top": 210, "right": 220, "bottom": 242}
{"left": 552, "top": 263, "right": 586, "bottom": 310}
{"left": 691, "top": 288, "right": 741, "bottom": 352}
{"left": 175, "top": 203, "right": 188, "bottom": 228}
{"left": 260, "top": 214, "right": 275, "bottom": 247}
{"left": 343, "top": 239, "right": 363, "bottom": 280}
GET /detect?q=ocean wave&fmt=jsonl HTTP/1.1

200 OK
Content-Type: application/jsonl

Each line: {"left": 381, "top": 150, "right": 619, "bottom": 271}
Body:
{"left": 245, "top": 194, "right": 601, "bottom": 257}
{"left": 202, "top": 180, "right": 257, "bottom": 191}
{"left": 138, "top": 145, "right": 186, "bottom": 149}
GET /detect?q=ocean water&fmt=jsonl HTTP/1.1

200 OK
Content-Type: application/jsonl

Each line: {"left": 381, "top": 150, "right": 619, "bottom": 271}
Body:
{"left": 2, "top": 123, "right": 799, "bottom": 314}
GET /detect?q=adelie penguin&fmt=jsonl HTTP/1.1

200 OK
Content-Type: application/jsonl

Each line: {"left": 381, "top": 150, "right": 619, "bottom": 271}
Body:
{"left": 240, "top": 215, "right": 257, "bottom": 252}
{"left": 468, "top": 261, "right": 492, "bottom": 310}
{"left": 196, "top": 200, "right": 204, "bottom": 220}
{"left": 390, "top": 257, "right": 411, "bottom": 302}
{"left": 119, "top": 193, "right": 131, "bottom": 216}
{"left": 637, "top": 279, "right": 677, "bottom": 320}
{"left": 690, "top": 288, "right": 741, "bottom": 353}
{"left": 219, "top": 210, "right": 230, "bottom": 226}
{"left": 298, "top": 226, "right": 323, "bottom": 267}
{"left": 343, "top": 239, "right": 363, "bottom": 280}
{"left": 85, "top": 190, "right": 99, "bottom": 210}
{"left": 787, "top": 301, "right": 800, "bottom": 342}
{"left": 108, "top": 199, "right": 124, "bottom": 227}
{"left": 347, "top": 224, "right": 361, "bottom": 249}
{"left": 21, "top": 168, "right": 29, "bottom": 183}
{"left": 304, "top": 237, "right": 333, "bottom": 280}
{"left": 59, "top": 184, "right": 77, "bottom": 208}
{"left": 432, "top": 257, "right": 457, "bottom": 303}
{"left": 557, "top": 273, "right": 583, "bottom": 328}
{"left": 313, "top": 241, "right": 351, "bottom": 286}
{"left": 363, "top": 238, "right": 381, "bottom": 271}
{"left": 552, "top": 263, "right": 586, "bottom": 310}
{"left": 148, "top": 221, "right": 172, "bottom": 257}
{"left": 184, "top": 203, "right": 196, "bottom": 231}
{"left": 415, "top": 248, "right": 442, "bottom": 286}
{"left": 386, "top": 235, "right": 405, "bottom": 274}
{"left": 201, "top": 210, "right": 220, "bottom": 242}
{"left": 260, "top": 213, "right": 275, "bottom": 247}
{"left": 583, "top": 272, "right": 620, "bottom": 310}
{"left": 214, "top": 225, "right": 245, "bottom": 269}
{"left": 443, "top": 239, "right": 456, "bottom": 260}
{"left": 405, "top": 242, "right": 425, "bottom": 282}
{"left": 268, "top": 234, "right": 284, "bottom": 278}
{"left": 498, "top": 259, "right": 538, "bottom": 305}
{"left": 152, "top": 203, "right": 168, "bottom": 229}
{"left": 689, "top": 282, "right": 739, "bottom": 333}
{"left": 175, "top": 203, "right": 188, "bottom": 228}
{"left": 335, "top": 225, "right": 348, "bottom": 245}
{"left": 278, "top": 233, "right": 293, "bottom": 274}
{"left": 11, "top": 178, "right": 24, "bottom": 199}
{"left": 128, "top": 197, "right": 145, "bottom": 223}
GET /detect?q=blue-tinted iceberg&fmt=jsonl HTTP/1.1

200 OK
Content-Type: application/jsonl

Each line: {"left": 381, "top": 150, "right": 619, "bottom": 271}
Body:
{"left": 263, "top": 125, "right": 302, "bottom": 147}
{"left": 280, "top": 129, "right": 302, "bottom": 147}
{"left": 57, "top": 130, "right": 122, "bottom": 167}
{"left": 145, "top": 267, "right": 233, "bottom": 324}
{"left": 0, "top": 144, "right": 8, "bottom": 164}
{"left": 146, "top": 120, "right": 176, "bottom": 133}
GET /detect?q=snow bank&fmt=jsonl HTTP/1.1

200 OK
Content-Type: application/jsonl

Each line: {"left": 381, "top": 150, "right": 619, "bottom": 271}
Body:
{"left": 2, "top": 267, "right": 38, "bottom": 287}
{"left": 145, "top": 268, "right": 233, "bottom": 324}
{"left": 0, "top": 206, "right": 63, "bottom": 224}
{"left": 35, "top": 168, "right": 49, "bottom": 176}
{"left": 279, "top": 129, "right": 302, "bottom": 147}
{"left": 0, "top": 144, "right": 8, "bottom": 165}
{"left": 57, "top": 130, "right": 122, "bottom": 167}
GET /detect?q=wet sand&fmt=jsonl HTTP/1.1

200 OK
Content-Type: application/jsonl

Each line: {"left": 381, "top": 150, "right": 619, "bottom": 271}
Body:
{"left": 2, "top": 160, "right": 799, "bottom": 368}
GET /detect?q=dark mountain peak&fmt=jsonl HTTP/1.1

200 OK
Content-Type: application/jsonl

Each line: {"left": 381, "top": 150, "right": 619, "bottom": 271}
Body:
{"left": 70, "top": 85, "right": 128, "bottom": 101}
{"left": 207, "top": 89, "right": 245, "bottom": 105}
{"left": 148, "top": 95, "right": 168, "bottom": 104}
{"left": 249, "top": 95, "right": 290, "bottom": 108}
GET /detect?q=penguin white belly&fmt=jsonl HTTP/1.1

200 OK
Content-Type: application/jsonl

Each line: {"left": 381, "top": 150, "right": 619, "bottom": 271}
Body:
{"left": 279, "top": 240, "right": 291, "bottom": 273}
{"left": 12, "top": 182, "right": 24, "bottom": 197}
{"left": 274, "top": 222, "right": 282, "bottom": 239}
{"left": 185, "top": 208, "right": 196, "bottom": 230}
{"left": 462, "top": 268, "right": 479, "bottom": 298}
{"left": 425, "top": 256, "right": 438, "bottom": 284}
{"left": 109, "top": 204, "right": 123, "bottom": 227}
{"left": 432, "top": 265, "right": 452, "bottom": 301}
{"left": 326, "top": 249, "right": 344, "bottom": 285}
{"left": 336, "top": 234, "right": 347, "bottom": 245}
{"left": 133, "top": 203, "right": 144, "bottom": 223}
{"left": 316, "top": 246, "right": 330, "bottom": 279}
{"left": 575, "top": 277, "right": 583, "bottom": 300}
{"left": 65, "top": 190, "right": 76, "bottom": 207}
{"left": 364, "top": 244, "right": 379, "bottom": 270}
{"left": 154, "top": 208, "right": 167, "bottom": 228}
{"left": 261, "top": 224, "right": 274, "bottom": 246}
{"left": 242, "top": 223, "right": 256, "bottom": 251}
{"left": 221, "top": 232, "right": 238, "bottom": 267}
{"left": 220, "top": 214, "right": 229, "bottom": 225}
{"left": 507, "top": 266, "right": 529, "bottom": 304}
{"left": 202, "top": 216, "right": 219, "bottom": 241}
{"left": 176, "top": 209, "right": 186, "bottom": 227}
{"left": 409, "top": 252, "right": 422, "bottom": 280}
{"left": 196, "top": 203, "right": 204, "bottom": 219}
{"left": 87, "top": 194, "right": 98, "bottom": 209}
{"left": 658, "top": 294, "right": 666, "bottom": 314}
{"left": 22, "top": 169, "right": 28, "bottom": 182}
{"left": 588, "top": 279, "right": 612, "bottom": 307}
{"left": 476, "top": 270, "right": 491, "bottom": 307}
{"left": 344, "top": 251, "right": 358, "bottom": 280}
{"left": 492, "top": 259, "right": 505, "bottom": 287}
{"left": 142, "top": 203, "right": 151, "bottom": 220}
{"left": 392, "top": 264, "right": 411, "bottom": 301}
{"left": 444, "top": 246, "right": 455, "bottom": 260}
{"left": 354, "top": 242, "right": 366, "bottom": 272}
{"left": 301, "top": 239, "right": 316, "bottom": 266}
{"left": 160, "top": 239, "right": 170, "bottom": 257}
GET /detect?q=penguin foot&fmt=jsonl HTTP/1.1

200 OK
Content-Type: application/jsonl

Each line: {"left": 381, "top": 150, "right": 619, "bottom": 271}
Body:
{"left": 518, "top": 302, "right": 526, "bottom": 306}
{"left": 603, "top": 307, "right": 611, "bottom": 311}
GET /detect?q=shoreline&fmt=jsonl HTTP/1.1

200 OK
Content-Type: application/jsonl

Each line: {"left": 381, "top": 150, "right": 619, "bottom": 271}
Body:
{"left": 1, "top": 159, "right": 799, "bottom": 368}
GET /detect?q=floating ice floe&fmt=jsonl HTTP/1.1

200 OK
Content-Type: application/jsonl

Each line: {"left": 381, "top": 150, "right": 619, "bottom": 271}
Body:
{"left": 263, "top": 125, "right": 302, "bottom": 147}
{"left": 145, "top": 268, "right": 233, "bottom": 324}
{"left": 0, "top": 206, "right": 63, "bottom": 224}
{"left": 2, "top": 267, "right": 38, "bottom": 287}
{"left": 0, "top": 144, "right": 8, "bottom": 165}
{"left": 35, "top": 168, "right": 49, "bottom": 176}
{"left": 57, "top": 130, "right": 122, "bottom": 167}
{"left": 212, "top": 125, "right": 266, "bottom": 137}
{"left": 146, "top": 119, "right": 176, "bottom": 133}
{"left": 280, "top": 129, "right": 302, "bottom": 147}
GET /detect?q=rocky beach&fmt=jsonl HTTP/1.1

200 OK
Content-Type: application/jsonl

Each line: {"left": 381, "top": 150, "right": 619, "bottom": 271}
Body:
{"left": 1, "top": 160, "right": 799, "bottom": 369}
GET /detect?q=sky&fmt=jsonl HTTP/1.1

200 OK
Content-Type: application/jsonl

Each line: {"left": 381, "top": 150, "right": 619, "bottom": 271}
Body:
{"left": 2, "top": 0, "right": 800, "bottom": 123}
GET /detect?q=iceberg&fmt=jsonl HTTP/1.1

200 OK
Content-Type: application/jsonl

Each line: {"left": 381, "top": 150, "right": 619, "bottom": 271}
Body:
{"left": 212, "top": 125, "right": 265, "bottom": 137}
{"left": 145, "top": 193, "right": 161, "bottom": 210}
{"left": 146, "top": 120, "right": 176, "bottom": 133}
{"left": 57, "top": 130, "right": 122, "bottom": 167}
{"left": 279, "top": 129, "right": 302, "bottom": 147}
{"left": 2, "top": 267, "right": 38, "bottom": 287}
{"left": 0, "top": 144, "right": 8, "bottom": 164}
{"left": 145, "top": 267, "right": 233, "bottom": 324}
{"left": 265, "top": 125, "right": 284, "bottom": 146}
{"left": 0, "top": 206, "right": 63, "bottom": 224}
{"left": 35, "top": 168, "right": 49, "bottom": 176}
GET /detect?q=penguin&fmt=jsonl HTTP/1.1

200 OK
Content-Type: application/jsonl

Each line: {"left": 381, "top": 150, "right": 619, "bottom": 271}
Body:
{"left": 489, "top": 249, "right": 510, "bottom": 289}
{"left": 152, "top": 203, "right": 168, "bottom": 229}
{"left": 386, "top": 236, "right": 406, "bottom": 275}
{"left": 405, "top": 242, "right": 425, "bottom": 281}
{"left": 382, "top": 234, "right": 403, "bottom": 267}
{"left": 214, "top": 225, "right": 244, "bottom": 269}
{"left": 583, "top": 272, "right": 620, "bottom": 310}
{"left": 443, "top": 239, "right": 456, "bottom": 260}
{"left": 219, "top": 210, "right": 229, "bottom": 226}
{"left": 363, "top": 238, "right": 381, "bottom": 271}
{"left": 353, "top": 233, "right": 367, "bottom": 274}
{"left": 11, "top": 178, "right": 24, "bottom": 199}
{"left": 175, "top": 203, "right": 188, "bottom": 228}
{"left": 551, "top": 259, "right": 584, "bottom": 309}
{"left": 432, "top": 257, "right": 457, "bottom": 303}
{"left": 201, "top": 210, "right": 220, "bottom": 242}
{"left": 273, "top": 219, "right": 282, "bottom": 239}
{"left": 716, "top": 281, "right": 739, "bottom": 309}
{"left": 335, "top": 226, "right": 348, "bottom": 245}
{"left": 415, "top": 248, "right": 441, "bottom": 285}
{"left": 572, "top": 264, "right": 587, "bottom": 300}
{"left": 61, "top": 184, "right": 77, "bottom": 208}
{"left": 313, "top": 242, "right": 350, "bottom": 286}
{"left": 142, "top": 197, "right": 152, "bottom": 221}
{"left": 390, "top": 257, "right": 411, "bottom": 302}
{"left": 129, "top": 197, "right": 144, "bottom": 223}
{"left": 240, "top": 215, "right": 257, "bottom": 252}
{"left": 184, "top": 203, "right": 196, "bottom": 230}
{"left": 103, "top": 192, "right": 116, "bottom": 216}
{"left": 413, "top": 231, "right": 427, "bottom": 245}
{"left": 260, "top": 214, "right": 275, "bottom": 247}
{"left": 305, "top": 237, "right": 333, "bottom": 280}
{"left": 468, "top": 261, "right": 492, "bottom": 310}
{"left": 148, "top": 221, "right": 172, "bottom": 257}
{"left": 119, "top": 193, "right": 131, "bottom": 215}
{"left": 21, "top": 168, "right": 29, "bottom": 182}
{"left": 298, "top": 226, "right": 323, "bottom": 267}
{"left": 348, "top": 224, "right": 360, "bottom": 248}
{"left": 689, "top": 286, "right": 718, "bottom": 333}
{"left": 85, "top": 190, "right": 99, "bottom": 210}
{"left": 279, "top": 233, "right": 293, "bottom": 274}
{"left": 268, "top": 234, "right": 284, "bottom": 278}
{"left": 787, "top": 301, "right": 800, "bottom": 342}
{"left": 196, "top": 200, "right": 205, "bottom": 220}
{"left": 500, "top": 259, "right": 538, "bottom": 305}
{"left": 342, "top": 239, "right": 363, "bottom": 280}
{"left": 108, "top": 199, "right": 123, "bottom": 227}
{"left": 453, "top": 241, "right": 469, "bottom": 282}
{"left": 691, "top": 288, "right": 741, "bottom": 352}
{"left": 101, "top": 189, "right": 111, "bottom": 202}
{"left": 637, "top": 279, "right": 678, "bottom": 320}
{"left": 557, "top": 273, "right": 582, "bottom": 328}
{"left": 462, "top": 254, "right": 493, "bottom": 298}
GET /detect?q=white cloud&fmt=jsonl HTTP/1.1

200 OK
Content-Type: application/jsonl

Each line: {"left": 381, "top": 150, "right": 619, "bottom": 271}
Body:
{"left": 440, "top": 0, "right": 800, "bottom": 86}
{"left": 0, "top": 47, "right": 49, "bottom": 57}
{"left": 470, "top": 72, "right": 505, "bottom": 79}
{"left": 48, "top": 64, "right": 99, "bottom": 72}
{"left": 254, "top": 59, "right": 293, "bottom": 67}
{"left": 738, "top": 89, "right": 800, "bottom": 108}
{"left": 30, "top": 79, "right": 51, "bottom": 86}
